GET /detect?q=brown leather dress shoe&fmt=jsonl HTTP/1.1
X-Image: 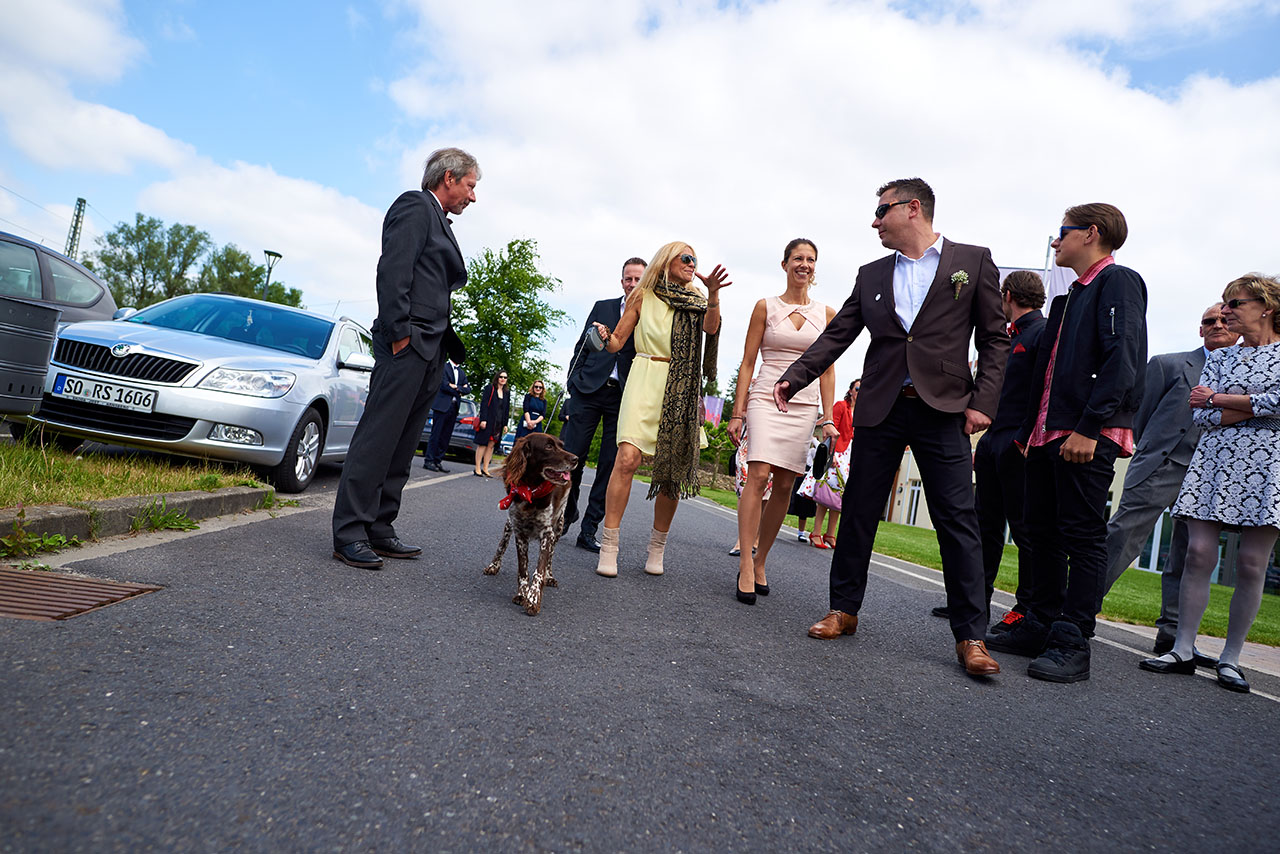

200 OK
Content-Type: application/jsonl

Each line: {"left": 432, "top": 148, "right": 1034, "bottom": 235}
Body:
{"left": 956, "top": 639, "right": 1000, "bottom": 675}
{"left": 808, "top": 610, "right": 858, "bottom": 639}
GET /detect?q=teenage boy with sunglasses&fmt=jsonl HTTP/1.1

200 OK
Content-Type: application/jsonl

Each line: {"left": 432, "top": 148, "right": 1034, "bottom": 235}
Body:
{"left": 990, "top": 203, "right": 1148, "bottom": 683}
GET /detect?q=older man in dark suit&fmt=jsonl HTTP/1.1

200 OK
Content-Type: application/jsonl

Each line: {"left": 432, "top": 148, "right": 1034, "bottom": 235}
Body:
{"left": 1098, "top": 302, "right": 1237, "bottom": 653}
{"left": 775, "top": 177, "right": 1009, "bottom": 676}
{"left": 331, "top": 147, "right": 479, "bottom": 569}
{"left": 560, "top": 257, "right": 642, "bottom": 552}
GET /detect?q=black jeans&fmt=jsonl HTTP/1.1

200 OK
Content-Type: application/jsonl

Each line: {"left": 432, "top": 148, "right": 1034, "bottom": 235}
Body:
{"left": 831, "top": 395, "right": 988, "bottom": 641}
{"left": 559, "top": 382, "right": 622, "bottom": 538}
{"left": 1024, "top": 435, "right": 1121, "bottom": 637}
{"left": 973, "top": 434, "right": 1033, "bottom": 619}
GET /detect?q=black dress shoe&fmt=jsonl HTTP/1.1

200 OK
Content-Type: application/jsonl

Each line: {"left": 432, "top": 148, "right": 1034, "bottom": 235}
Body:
{"left": 575, "top": 533, "right": 601, "bottom": 553}
{"left": 1216, "top": 662, "right": 1250, "bottom": 693}
{"left": 435, "top": 462, "right": 449, "bottom": 473}
{"left": 333, "top": 541, "right": 383, "bottom": 569}
{"left": 931, "top": 606, "right": 950, "bottom": 619}
{"left": 368, "top": 537, "right": 422, "bottom": 559}
{"left": 755, "top": 583, "right": 770, "bottom": 596}
{"left": 1138, "top": 652, "right": 1196, "bottom": 675}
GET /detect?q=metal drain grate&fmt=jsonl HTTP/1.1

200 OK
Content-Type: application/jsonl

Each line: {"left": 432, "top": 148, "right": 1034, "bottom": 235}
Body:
{"left": 0, "top": 568, "right": 161, "bottom": 621}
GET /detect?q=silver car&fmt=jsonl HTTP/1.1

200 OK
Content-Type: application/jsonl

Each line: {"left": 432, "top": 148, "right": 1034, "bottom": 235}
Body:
{"left": 21, "top": 293, "right": 374, "bottom": 492}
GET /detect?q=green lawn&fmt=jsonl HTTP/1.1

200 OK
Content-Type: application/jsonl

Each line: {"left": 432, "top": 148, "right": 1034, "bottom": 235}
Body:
{"left": 692, "top": 485, "right": 1280, "bottom": 647}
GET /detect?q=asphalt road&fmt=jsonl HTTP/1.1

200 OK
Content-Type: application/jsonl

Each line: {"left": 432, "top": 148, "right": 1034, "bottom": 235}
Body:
{"left": 3, "top": 463, "right": 1279, "bottom": 852}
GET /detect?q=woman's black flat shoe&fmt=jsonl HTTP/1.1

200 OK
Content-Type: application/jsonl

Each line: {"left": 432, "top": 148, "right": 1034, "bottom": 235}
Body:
{"left": 755, "top": 583, "right": 770, "bottom": 596}
{"left": 1138, "top": 652, "right": 1197, "bottom": 675}
{"left": 1216, "top": 662, "right": 1250, "bottom": 693}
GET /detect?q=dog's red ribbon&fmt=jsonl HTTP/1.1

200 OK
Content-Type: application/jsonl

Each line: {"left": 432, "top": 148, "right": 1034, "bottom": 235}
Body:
{"left": 498, "top": 481, "right": 558, "bottom": 509}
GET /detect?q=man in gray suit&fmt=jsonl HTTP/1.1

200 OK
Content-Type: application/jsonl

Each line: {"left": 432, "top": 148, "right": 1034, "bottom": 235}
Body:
{"left": 1098, "top": 302, "right": 1238, "bottom": 649}
{"left": 331, "top": 148, "right": 480, "bottom": 569}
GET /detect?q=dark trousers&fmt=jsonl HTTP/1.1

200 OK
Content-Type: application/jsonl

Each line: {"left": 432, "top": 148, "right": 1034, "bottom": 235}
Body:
{"left": 1024, "top": 436, "right": 1121, "bottom": 636}
{"left": 332, "top": 335, "right": 444, "bottom": 547}
{"left": 832, "top": 395, "right": 987, "bottom": 641}
{"left": 425, "top": 403, "right": 459, "bottom": 464}
{"left": 973, "top": 435, "right": 1033, "bottom": 619}
{"left": 559, "top": 382, "right": 622, "bottom": 538}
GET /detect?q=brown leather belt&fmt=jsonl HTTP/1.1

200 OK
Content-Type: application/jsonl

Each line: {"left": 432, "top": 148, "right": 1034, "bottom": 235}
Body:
{"left": 900, "top": 384, "right": 919, "bottom": 398}
{"left": 637, "top": 353, "right": 671, "bottom": 363}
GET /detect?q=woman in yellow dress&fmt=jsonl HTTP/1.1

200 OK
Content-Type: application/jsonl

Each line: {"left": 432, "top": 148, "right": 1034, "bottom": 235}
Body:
{"left": 591, "top": 241, "right": 731, "bottom": 577}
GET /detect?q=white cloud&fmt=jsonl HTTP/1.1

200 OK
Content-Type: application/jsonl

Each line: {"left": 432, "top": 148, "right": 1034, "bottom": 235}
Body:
{"left": 138, "top": 162, "right": 385, "bottom": 321}
{"left": 0, "top": 0, "right": 143, "bottom": 82}
{"left": 384, "top": 0, "right": 1280, "bottom": 385}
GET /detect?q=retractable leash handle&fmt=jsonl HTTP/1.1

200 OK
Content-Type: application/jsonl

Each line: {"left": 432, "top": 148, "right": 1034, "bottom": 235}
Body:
{"left": 552, "top": 325, "right": 607, "bottom": 423}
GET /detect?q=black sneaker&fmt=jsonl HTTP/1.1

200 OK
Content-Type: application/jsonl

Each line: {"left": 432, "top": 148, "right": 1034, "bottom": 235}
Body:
{"left": 1028, "top": 621, "right": 1091, "bottom": 683}
{"left": 988, "top": 610, "right": 1026, "bottom": 635}
{"left": 985, "top": 613, "right": 1048, "bottom": 657}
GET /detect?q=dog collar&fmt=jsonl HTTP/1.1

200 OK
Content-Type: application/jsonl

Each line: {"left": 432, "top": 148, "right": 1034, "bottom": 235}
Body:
{"left": 498, "top": 481, "right": 558, "bottom": 509}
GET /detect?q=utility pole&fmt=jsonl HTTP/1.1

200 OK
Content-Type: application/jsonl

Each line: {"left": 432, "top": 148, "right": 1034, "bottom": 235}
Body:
{"left": 65, "top": 198, "right": 86, "bottom": 259}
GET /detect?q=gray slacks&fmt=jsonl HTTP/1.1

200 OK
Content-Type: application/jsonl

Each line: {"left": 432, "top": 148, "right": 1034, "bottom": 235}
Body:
{"left": 332, "top": 334, "right": 444, "bottom": 547}
{"left": 1101, "top": 459, "right": 1189, "bottom": 638}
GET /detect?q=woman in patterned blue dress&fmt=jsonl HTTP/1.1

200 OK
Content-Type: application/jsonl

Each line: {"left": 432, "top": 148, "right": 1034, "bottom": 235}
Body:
{"left": 1140, "top": 274, "right": 1280, "bottom": 693}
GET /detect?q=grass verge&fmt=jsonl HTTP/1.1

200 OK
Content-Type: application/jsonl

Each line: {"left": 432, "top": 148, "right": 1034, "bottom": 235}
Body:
{"left": 691, "top": 484, "right": 1280, "bottom": 646}
{"left": 0, "top": 438, "right": 262, "bottom": 508}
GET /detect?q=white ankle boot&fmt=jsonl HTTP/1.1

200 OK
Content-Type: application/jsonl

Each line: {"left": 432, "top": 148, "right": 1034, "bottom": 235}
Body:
{"left": 595, "top": 526, "right": 620, "bottom": 577}
{"left": 644, "top": 527, "right": 668, "bottom": 575}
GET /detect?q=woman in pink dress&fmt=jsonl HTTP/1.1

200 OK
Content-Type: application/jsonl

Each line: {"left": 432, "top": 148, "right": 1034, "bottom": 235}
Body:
{"left": 727, "top": 238, "right": 838, "bottom": 604}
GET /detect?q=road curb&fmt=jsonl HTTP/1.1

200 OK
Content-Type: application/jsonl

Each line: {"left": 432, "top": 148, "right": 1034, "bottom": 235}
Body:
{"left": 0, "top": 486, "right": 275, "bottom": 542}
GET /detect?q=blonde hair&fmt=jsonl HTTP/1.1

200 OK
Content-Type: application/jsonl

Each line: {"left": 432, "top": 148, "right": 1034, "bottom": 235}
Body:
{"left": 1223, "top": 273, "right": 1280, "bottom": 334}
{"left": 628, "top": 241, "right": 699, "bottom": 309}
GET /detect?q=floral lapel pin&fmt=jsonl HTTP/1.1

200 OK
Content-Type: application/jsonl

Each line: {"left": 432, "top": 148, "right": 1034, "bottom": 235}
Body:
{"left": 951, "top": 270, "right": 969, "bottom": 300}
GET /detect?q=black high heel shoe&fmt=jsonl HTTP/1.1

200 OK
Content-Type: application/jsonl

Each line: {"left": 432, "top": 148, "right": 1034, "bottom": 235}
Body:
{"left": 735, "top": 573, "right": 756, "bottom": 605}
{"left": 755, "top": 582, "right": 770, "bottom": 596}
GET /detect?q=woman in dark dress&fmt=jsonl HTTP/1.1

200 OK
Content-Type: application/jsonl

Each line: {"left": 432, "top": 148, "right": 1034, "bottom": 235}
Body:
{"left": 473, "top": 370, "right": 510, "bottom": 477}
{"left": 515, "top": 380, "right": 547, "bottom": 439}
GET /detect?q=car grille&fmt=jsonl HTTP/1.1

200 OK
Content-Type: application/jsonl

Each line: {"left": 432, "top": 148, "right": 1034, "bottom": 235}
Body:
{"left": 37, "top": 395, "right": 197, "bottom": 440}
{"left": 54, "top": 340, "right": 199, "bottom": 384}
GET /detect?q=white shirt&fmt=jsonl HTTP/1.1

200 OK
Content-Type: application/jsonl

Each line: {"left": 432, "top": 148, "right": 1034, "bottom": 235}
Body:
{"left": 893, "top": 234, "right": 944, "bottom": 332}
{"left": 609, "top": 295, "right": 625, "bottom": 382}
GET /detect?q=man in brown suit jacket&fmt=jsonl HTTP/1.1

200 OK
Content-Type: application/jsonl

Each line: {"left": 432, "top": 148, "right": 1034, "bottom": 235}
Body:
{"left": 774, "top": 178, "right": 1009, "bottom": 676}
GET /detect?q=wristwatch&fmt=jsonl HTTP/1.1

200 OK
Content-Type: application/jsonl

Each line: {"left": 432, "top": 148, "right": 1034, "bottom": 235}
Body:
{"left": 1207, "top": 393, "right": 1218, "bottom": 408}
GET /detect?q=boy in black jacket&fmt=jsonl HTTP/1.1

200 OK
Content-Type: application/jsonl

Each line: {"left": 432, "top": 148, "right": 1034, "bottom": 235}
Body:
{"left": 989, "top": 203, "right": 1147, "bottom": 683}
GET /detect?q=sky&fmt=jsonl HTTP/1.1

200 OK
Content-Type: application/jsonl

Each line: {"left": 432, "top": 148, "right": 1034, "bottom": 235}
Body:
{"left": 3, "top": 0, "right": 1280, "bottom": 397}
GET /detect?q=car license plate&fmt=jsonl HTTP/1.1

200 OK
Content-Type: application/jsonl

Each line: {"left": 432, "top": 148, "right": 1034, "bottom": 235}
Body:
{"left": 52, "top": 374, "right": 156, "bottom": 413}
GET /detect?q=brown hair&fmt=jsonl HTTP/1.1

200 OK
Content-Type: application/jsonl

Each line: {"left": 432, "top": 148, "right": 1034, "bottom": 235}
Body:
{"left": 1064, "top": 203, "right": 1128, "bottom": 252}
{"left": 621, "top": 257, "right": 647, "bottom": 274}
{"left": 782, "top": 238, "right": 818, "bottom": 263}
{"left": 1223, "top": 273, "right": 1280, "bottom": 334}
{"left": 528, "top": 380, "right": 546, "bottom": 400}
{"left": 877, "top": 178, "right": 935, "bottom": 221}
{"left": 1002, "top": 270, "right": 1046, "bottom": 310}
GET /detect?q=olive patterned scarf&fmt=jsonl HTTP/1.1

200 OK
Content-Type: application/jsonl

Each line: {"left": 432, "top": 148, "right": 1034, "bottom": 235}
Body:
{"left": 648, "top": 276, "right": 719, "bottom": 501}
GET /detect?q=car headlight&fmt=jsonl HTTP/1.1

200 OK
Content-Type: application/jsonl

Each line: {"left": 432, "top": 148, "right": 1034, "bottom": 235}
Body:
{"left": 198, "top": 368, "right": 296, "bottom": 398}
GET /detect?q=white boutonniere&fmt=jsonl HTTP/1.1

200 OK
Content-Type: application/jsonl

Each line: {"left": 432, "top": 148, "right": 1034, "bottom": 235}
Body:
{"left": 951, "top": 270, "right": 969, "bottom": 300}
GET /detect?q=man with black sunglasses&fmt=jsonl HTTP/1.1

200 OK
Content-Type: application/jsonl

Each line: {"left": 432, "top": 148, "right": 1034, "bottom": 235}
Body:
{"left": 992, "top": 203, "right": 1148, "bottom": 683}
{"left": 1096, "top": 302, "right": 1237, "bottom": 655}
{"left": 774, "top": 177, "right": 1010, "bottom": 677}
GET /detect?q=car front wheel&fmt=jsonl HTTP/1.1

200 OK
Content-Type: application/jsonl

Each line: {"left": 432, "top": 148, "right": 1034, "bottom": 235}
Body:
{"left": 269, "top": 408, "right": 324, "bottom": 493}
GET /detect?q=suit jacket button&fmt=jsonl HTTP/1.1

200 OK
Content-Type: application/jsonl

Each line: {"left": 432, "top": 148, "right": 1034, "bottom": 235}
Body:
{"left": 906, "top": 335, "right": 913, "bottom": 342}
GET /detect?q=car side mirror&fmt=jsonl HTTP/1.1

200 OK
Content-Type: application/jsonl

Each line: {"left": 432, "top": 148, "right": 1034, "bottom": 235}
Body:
{"left": 338, "top": 351, "right": 374, "bottom": 372}
{"left": 112, "top": 307, "right": 138, "bottom": 320}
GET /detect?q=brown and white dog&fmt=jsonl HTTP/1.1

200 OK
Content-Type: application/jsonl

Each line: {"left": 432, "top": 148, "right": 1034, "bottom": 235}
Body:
{"left": 483, "top": 432, "right": 577, "bottom": 615}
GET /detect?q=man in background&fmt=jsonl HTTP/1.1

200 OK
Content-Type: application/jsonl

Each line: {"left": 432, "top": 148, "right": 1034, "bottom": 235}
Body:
{"left": 1098, "top": 302, "right": 1237, "bottom": 658}
{"left": 423, "top": 357, "right": 470, "bottom": 472}
{"left": 559, "top": 258, "right": 642, "bottom": 552}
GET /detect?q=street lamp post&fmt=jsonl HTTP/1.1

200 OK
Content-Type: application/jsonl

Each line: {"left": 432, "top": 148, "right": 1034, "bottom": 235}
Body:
{"left": 262, "top": 250, "right": 282, "bottom": 300}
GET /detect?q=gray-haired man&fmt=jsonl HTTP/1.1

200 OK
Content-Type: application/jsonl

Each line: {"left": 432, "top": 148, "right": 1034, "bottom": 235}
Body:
{"left": 332, "top": 147, "right": 479, "bottom": 568}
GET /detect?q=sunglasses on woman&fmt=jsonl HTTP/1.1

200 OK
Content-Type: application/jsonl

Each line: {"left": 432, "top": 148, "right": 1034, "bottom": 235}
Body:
{"left": 1224, "top": 297, "right": 1263, "bottom": 309}
{"left": 679, "top": 254, "right": 697, "bottom": 266}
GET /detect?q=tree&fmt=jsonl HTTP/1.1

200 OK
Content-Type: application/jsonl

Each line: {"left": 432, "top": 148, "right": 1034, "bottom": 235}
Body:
{"left": 197, "top": 243, "right": 303, "bottom": 306}
{"left": 86, "top": 214, "right": 210, "bottom": 308}
{"left": 453, "top": 238, "right": 570, "bottom": 395}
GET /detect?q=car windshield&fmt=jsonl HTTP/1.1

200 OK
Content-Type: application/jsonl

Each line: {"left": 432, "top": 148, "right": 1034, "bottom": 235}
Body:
{"left": 126, "top": 295, "right": 334, "bottom": 359}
